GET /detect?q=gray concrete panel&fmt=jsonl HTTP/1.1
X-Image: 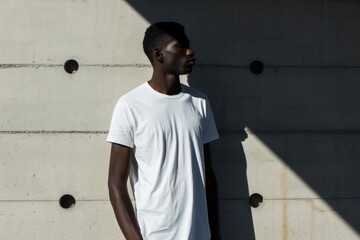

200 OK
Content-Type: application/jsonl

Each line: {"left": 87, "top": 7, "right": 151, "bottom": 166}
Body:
{"left": 0, "top": 66, "right": 150, "bottom": 131}
{"left": 0, "top": 201, "right": 125, "bottom": 240}
{"left": 0, "top": 133, "right": 111, "bottom": 200}
{"left": 211, "top": 132, "right": 360, "bottom": 199}
{"left": 250, "top": 198, "right": 360, "bottom": 240}
{"left": 189, "top": 66, "right": 360, "bottom": 131}
{"left": 127, "top": 0, "right": 360, "bottom": 66}
{"left": 2, "top": 0, "right": 360, "bottom": 239}
{"left": 220, "top": 199, "right": 360, "bottom": 240}
{"left": 2, "top": 0, "right": 360, "bottom": 66}
{"left": 0, "top": 0, "right": 149, "bottom": 65}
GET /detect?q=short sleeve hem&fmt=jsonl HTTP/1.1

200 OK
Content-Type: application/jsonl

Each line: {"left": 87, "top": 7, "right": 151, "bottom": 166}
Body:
{"left": 106, "top": 135, "right": 134, "bottom": 148}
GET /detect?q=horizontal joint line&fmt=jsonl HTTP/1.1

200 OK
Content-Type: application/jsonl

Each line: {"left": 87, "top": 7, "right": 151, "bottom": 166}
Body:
{"left": 0, "top": 199, "right": 109, "bottom": 202}
{"left": 0, "top": 64, "right": 151, "bottom": 68}
{"left": 220, "top": 197, "right": 360, "bottom": 201}
{"left": 0, "top": 130, "right": 108, "bottom": 134}
{"left": 219, "top": 129, "right": 360, "bottom": 135}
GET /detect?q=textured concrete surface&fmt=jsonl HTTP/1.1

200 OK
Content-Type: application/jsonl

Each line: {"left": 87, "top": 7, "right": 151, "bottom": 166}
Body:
{"left": 1, "top": 0, "right": 360, "bottom": 239}
{"left": 0, "top": 67, "right": 150, "bottom": 131}
{"left": 0, "top": 201, "right": 122, "bottom": 240}
{"left": 0, "top": 0, "right": 149, "bottom": 65}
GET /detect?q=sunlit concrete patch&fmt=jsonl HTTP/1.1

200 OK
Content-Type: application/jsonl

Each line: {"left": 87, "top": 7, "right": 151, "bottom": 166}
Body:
{"left": 241, "top": 127, "right": 360, "bottom": 239}
{"left": 0, "top": 66, "right": 151, "bottom": 131}
{"left": 251, "top": 199, "right": 360, "bottom": 240}
{"left": 243, "top": 127, "right": 360, "bottom": 199}
{"left": 0, "top": 200, "right": 129, "bottom": 240}
{"left": 0, "top": 133, "right": 125, "bottom": 201}
{"left": 243, "top": 127, "right": 305, "bottom": 199}
{"left": 0, "top": 0, "right": 149, "bottom": 65}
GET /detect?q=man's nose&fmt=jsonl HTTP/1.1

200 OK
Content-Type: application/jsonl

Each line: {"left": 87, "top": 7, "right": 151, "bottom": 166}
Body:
{"left": 186, "top": 47, "right": 195, "bottom": 56}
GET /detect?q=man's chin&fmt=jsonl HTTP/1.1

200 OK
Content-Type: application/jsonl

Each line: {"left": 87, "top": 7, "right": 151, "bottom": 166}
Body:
{"left": 181, "top": 66, "right": 193, "bottom": 75}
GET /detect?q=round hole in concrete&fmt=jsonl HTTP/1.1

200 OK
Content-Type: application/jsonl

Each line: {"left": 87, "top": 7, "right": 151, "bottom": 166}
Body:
{"left": 64, "top": 59, "right": 79, "bottom": 74}
{"left": 59, "top": 194, "right": 76, "bottom": 209}
{"left": 249, "top": 193, "right": 263, "bottom": 208}
{"left": 250, "top": 60, "right": 264, "bottom": 75}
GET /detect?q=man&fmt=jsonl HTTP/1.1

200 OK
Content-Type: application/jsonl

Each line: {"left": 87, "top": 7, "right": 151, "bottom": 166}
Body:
{"left": 107, "top": 22, "right": 220, "bottom": 240}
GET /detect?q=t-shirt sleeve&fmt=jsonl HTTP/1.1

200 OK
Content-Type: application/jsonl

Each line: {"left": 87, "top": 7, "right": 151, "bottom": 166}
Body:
{"left": 203, "top": 98, "right": 219, "bottom": 144}
{"left": 106, "top": 98, "right": 134, "bottom": 148}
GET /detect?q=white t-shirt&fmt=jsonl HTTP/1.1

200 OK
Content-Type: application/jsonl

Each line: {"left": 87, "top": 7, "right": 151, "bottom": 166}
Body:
{"left": 107, "top": 82, "right": 219, "bottom": 240}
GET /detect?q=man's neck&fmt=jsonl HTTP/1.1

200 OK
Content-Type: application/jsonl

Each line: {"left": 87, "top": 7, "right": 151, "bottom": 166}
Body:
{"left": 148, "top": 72, "right": 182, "bottom": 95}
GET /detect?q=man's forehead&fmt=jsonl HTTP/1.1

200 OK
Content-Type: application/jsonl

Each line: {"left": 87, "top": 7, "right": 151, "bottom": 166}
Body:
{"left": 165, "top": 32, "right": 190, "bottom": 45}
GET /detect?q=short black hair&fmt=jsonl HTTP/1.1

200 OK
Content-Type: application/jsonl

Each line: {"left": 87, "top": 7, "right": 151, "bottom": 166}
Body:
{"left": 143, "top": 22, "right": 188, "bottom": 63}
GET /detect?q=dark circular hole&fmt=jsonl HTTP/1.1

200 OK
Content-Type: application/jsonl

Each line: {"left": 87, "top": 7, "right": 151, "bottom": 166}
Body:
{"left": 64, "top": 59, "right": 79, "bottom": 74}
{"left": 250, "top": 60, "right": 264, "bottom": 75}
{"left": 59, "top": 194, "right": 76, "bottom": 209}
{"left": 249, "top": 193, "right": 263, "bottom": 208}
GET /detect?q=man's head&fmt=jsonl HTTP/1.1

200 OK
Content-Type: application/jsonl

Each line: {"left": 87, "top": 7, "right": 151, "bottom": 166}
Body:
{"left": 143, "top": 22, "right": 195, "bottom": 74}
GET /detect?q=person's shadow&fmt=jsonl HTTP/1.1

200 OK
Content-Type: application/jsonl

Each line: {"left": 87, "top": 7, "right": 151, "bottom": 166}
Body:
{"left": 188, "top": 67, "right": 256, "bottom": 240}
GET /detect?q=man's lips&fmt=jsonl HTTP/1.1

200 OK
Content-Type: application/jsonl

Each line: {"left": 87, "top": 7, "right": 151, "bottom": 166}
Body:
{"left": 187, "top": 58, "right": 196, "bottom": 65}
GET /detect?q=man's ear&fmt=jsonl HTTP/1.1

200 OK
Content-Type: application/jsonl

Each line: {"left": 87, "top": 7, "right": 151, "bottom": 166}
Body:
{"left": 153, "top": 48, "right": 163, "bottom": 63}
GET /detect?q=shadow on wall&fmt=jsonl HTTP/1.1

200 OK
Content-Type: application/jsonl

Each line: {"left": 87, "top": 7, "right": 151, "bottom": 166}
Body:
{"left": 188, "top": 70, "right": 256, "bottom": 240}
{"left": 126, "top": 0, "right": 360, "bottom": 239}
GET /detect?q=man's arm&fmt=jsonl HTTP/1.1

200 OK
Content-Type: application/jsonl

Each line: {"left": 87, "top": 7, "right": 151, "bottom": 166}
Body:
{"left": 204, "top": 143, "right": 221, "bottom": 240}
{"left": 108, "top": 143, "right": 143, "bottom": 240}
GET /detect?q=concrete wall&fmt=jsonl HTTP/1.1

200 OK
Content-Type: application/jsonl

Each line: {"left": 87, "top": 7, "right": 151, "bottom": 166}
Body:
{"left": 1, "top": 0, "right": 360, "bottom": 239}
